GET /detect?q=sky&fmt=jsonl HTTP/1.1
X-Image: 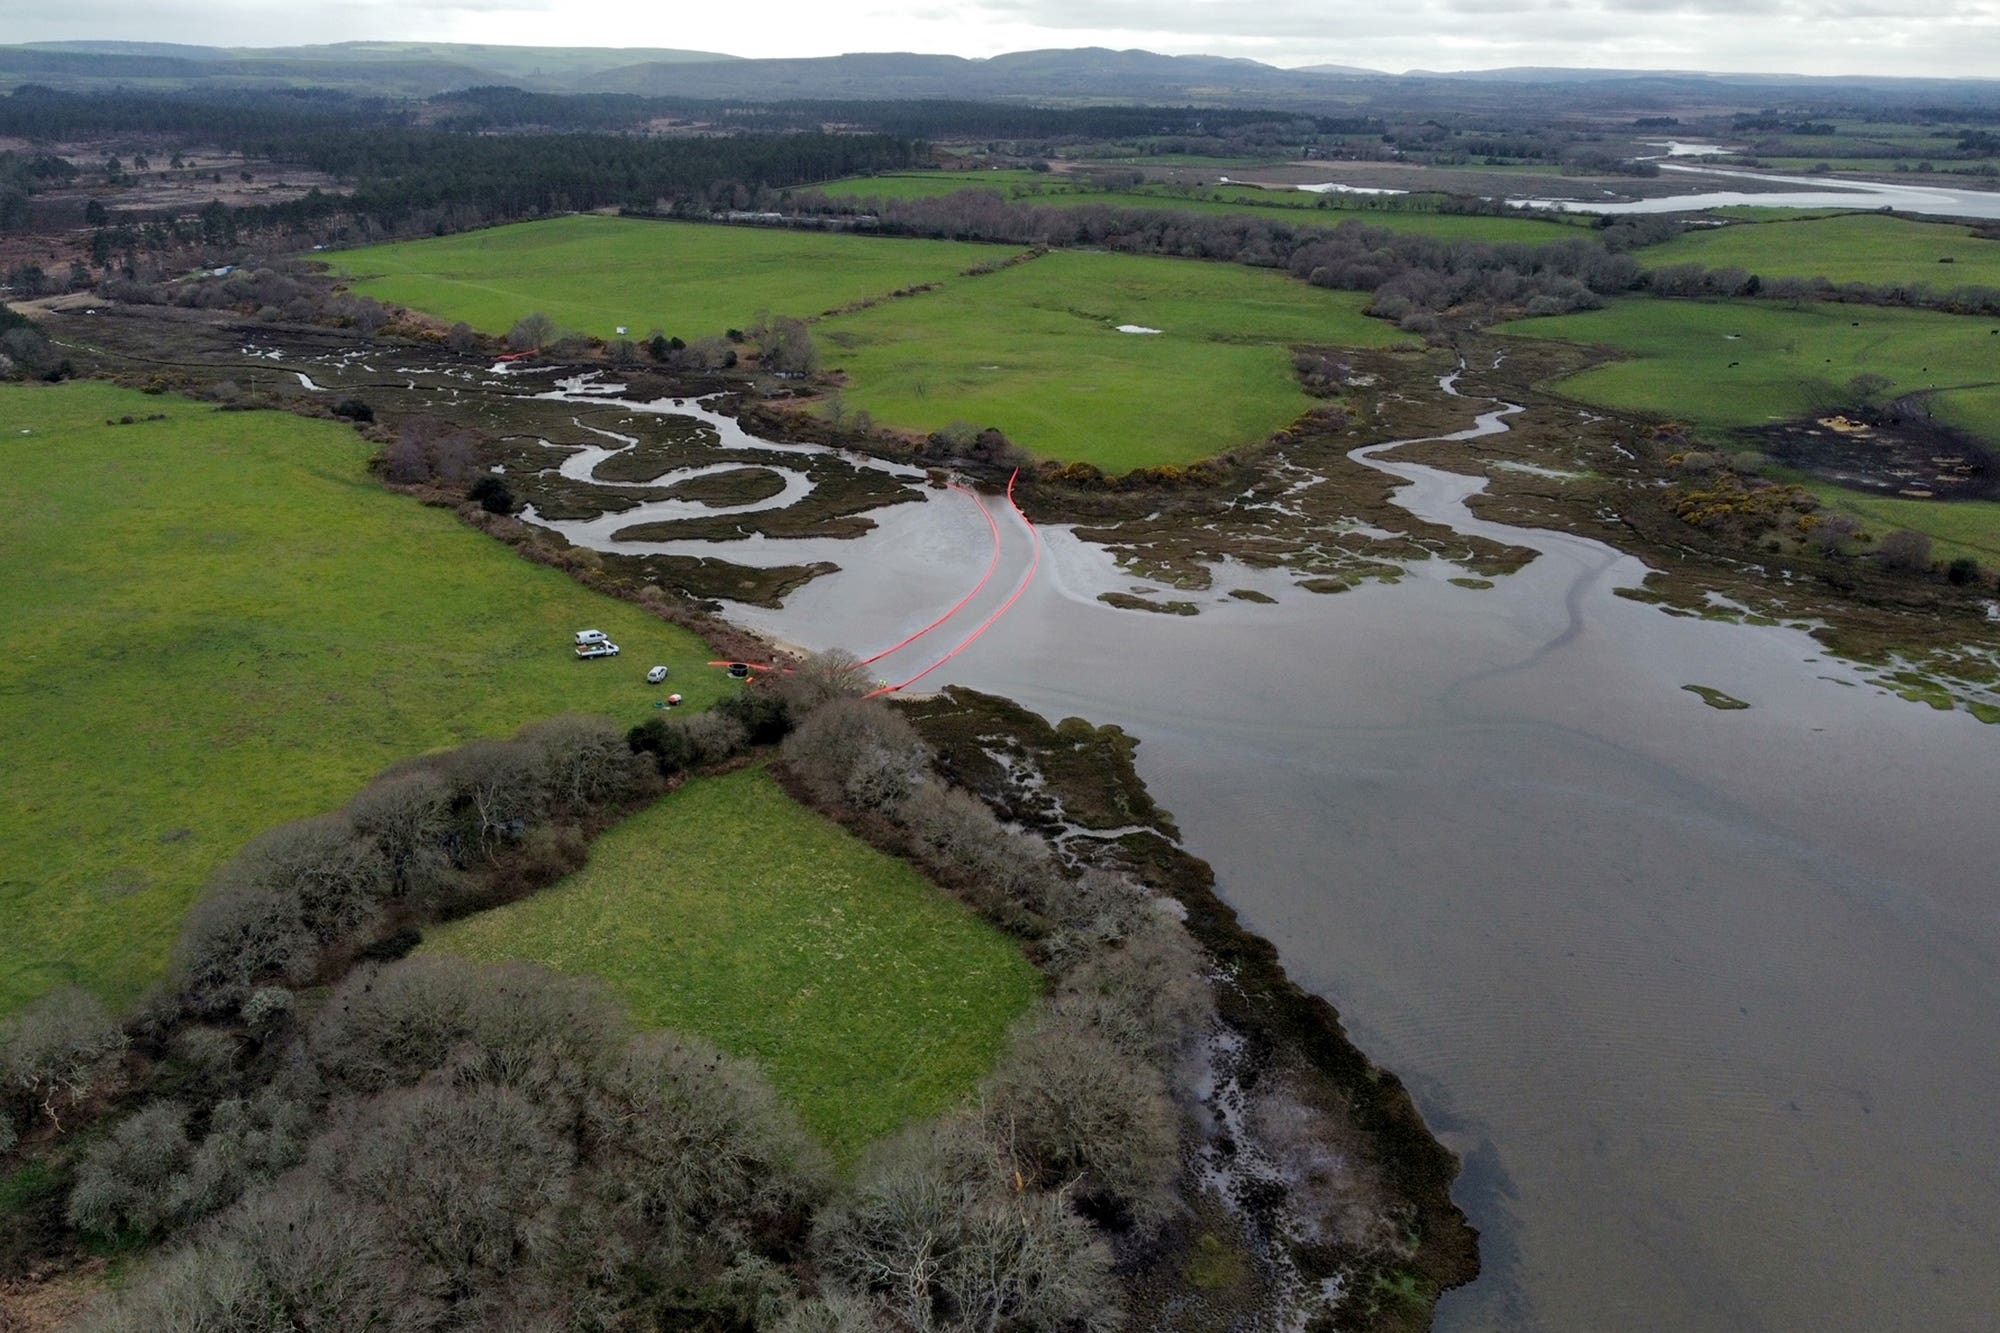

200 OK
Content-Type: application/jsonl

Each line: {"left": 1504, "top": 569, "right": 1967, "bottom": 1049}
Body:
{"left": 11, "top": 0, "right": 1999, "bottom": 80}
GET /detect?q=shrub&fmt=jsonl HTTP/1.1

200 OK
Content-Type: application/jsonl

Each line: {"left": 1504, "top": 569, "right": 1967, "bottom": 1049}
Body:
{"left": 0, "top": 984, "right": 125, "bottom": 1132}
{"left": 520, "top": 715, "right": 652, "bottom": 813}
{"left": 241, "top": 815, "right": 391, "bottom": 945}
{"left": 1051, "top": 912, "right": 1214, "bottom": 1063}
{"left": 508, "top": 312, "right": 557, "bottom": 351}
{"left": 815, "top": 1116, "right": 1120, "bottom": 1333}
{"left": 585, "top": 1032, "right": 828, "bottom": 1237}
{"left": 240, "top": 988, "right": 293, "bottom": 1032}
{"left": 771, "top": 649, "right": 871, "bottom": 714}
{"left": 783, "top": 700, "right": 930, "bottom": 813}
{"left": 899, "top": 783, "right": 1060, "bottom": 930}
{"left": 168, "top": 1093, "right": 312, "bottom": 1227}
{"left": 1807, "top": 512, "right": 1862, "bottom": 555}
{"left": 1947, "top": 555, "right": 1983, "bottom": 586}
{"left": 315, "top": 1081, "right": 573, "bottom": 1310}
{"left": 629, "top": 716, "right": 699, "bottom": 776}
{"left": 67, "top": 1102, "right": 194, "bottom": 1236}
{"left": 77, "top": 1179, "right": 416, "bottom": 1333}
{"left": 468, "top": 474, "right": 517, "bottom": 514}
{"left": 173, "top": 814, "right": 391, "bottom": 1011}
{"left": 345, "top": 767, "right": 458, "bottom": 908}
{"left": 982, "top": 1011, "right": 1181, "bottom": 1227}
{"left": 382, "top": 418, "right": 476, "bottom": 487}
{"left": 309, "top": 956, "right": 623, "bottom": 1106}
{"left": 680, "top": 711, "right": 750, "bottom": 766}
{"left": 172, "top": 872, "right": 315, "bottom": 1013}
{"left": 442, "top": 737, "right": 552, "bottom": 849}
{"left": 773, "top": 1293, "right": 889, "bottom": 1333}
{"left": 717, "top": 688, "right": 796, "bottom": 744}
{"left": 1876, "top": 528, "right": 1934, "bottom": 574}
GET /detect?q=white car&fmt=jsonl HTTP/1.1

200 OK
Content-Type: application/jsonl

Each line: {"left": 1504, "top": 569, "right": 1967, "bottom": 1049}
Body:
{"left": 576, "top": 641, "right": 620, "bottom": 659}
{"left": 646, "top": 665, "right": 670, "bottom": 684}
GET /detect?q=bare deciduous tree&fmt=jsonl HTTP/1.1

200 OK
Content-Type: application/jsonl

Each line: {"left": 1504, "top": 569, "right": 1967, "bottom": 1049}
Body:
{"left": 507, "top": 311, "right": 557, "bottom": 351}
{"left": 1876, "top": 528, "right": 1934, "bottom": 574}
{"left": 519, "top": 715, "right": 650, "bottom": 813}
{"left": 310, "top": 957, "right": 623, "bottom": 1105}
{"left": 0, "top": 984, "right": 125, "bottom": 1133}
{"left": 783, "top": 700, "right": 930, "bottom": 813}
{"left": 982, "top": 1011, "right": 1182, "bottom": 1227}
{"left": 816, "top": 1116, "right": 1121, "bottom": 1333}
{"left": 346, "top": 767, "right": 458, "bottom": 908}
{"left": 587, "top": 1032, "right": 828, "bottom": 1237}
{"left": 317, "top": 1081, "right": 572, "bottom": 1309}
{"left": 67, "top": 1102, "right": 194, "bottom": 1236}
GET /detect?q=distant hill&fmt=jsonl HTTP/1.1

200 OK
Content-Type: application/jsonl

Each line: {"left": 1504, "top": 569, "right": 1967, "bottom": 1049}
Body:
{"left": 595, "top": 47, "right": 1344, "bottom": 102}
{"left": 2, "top": 41, "right": 1997, "bottom": 108}
{"left": 6, "top": 40, "right": 739, "bottom": 96}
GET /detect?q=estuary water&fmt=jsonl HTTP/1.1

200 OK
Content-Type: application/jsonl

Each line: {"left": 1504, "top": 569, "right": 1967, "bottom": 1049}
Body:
{"left": 1513, "top": 161, "right": 2000, "bottom": 220}
{"left": 527, "top": 381, "right": 2000, "bottom": 1331}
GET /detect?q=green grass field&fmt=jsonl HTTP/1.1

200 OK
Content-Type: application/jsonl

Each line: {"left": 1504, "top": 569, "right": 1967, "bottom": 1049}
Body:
{"left": 0, "top": 382, "right": 724, "bottom": 1015}
{"left": 816, "top": 170, "right": 1058, "bottom": 200}
{"left": 425, "top": 768, "right": 1040, "bottom": 1159}
{"left": 336, "top": 216, "right": 1012, "bottom": 340}
{"left": 1639, "top": 213, "right": 2000, "bottom": 288}
{"left": 817, "top": 250, "right": 1415, "bottom": 469}
{"left": 1499, "top": 297, "right": 2000, "bottom": 442}
{"left": 814, "top": 172, "right": 1591, "bottom": 244}
{"left": 1781, "top": 476, "right": 2000, "bottom": 566}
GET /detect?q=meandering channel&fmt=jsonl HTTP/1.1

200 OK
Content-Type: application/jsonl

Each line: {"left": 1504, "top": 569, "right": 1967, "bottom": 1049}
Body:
{"left": 694, "top": 376, "right": 1998, "bottom": 1332}
{"left": 269, "top": 339, "right": 2000, "bottom": 1329}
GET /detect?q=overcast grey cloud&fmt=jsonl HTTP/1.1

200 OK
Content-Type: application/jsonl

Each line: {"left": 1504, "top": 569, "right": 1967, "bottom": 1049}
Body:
{"left": 8, "top": 0, "right": 1996, "bottom": 78}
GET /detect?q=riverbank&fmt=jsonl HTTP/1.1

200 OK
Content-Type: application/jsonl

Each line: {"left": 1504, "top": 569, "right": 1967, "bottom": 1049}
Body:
{"left": 904, "top": 688, "right": 1481, "bottom": 1325}
{"left": 16, "top": 299, "right": 1483, "bottom": 1331}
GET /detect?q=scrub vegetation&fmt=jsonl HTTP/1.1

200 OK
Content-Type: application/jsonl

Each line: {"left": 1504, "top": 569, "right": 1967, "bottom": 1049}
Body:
{"left": 5, "top": 666, "right": 1269, "bottom": 1333}
{"left": 425, "top": 767, "right": 1042, "bottom": 1159}
{"left": 337, "top": 215, "right": 1011, "bottom": 340}
{"left": 0, "top": 381, "right": 720, "bottom": 1016}
{"left": 1789, "top": 483, "right": 2000, "bottom": 566}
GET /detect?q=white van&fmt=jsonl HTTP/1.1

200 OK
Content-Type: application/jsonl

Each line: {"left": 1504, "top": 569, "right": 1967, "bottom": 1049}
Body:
{"left": 574, "top": 629, "right": 609, "bottom": 647}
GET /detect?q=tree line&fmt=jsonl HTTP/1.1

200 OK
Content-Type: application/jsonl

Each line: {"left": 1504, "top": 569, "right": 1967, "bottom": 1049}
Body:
{"left": 5, "top": 641, "right": 1346, "bottom": 1329}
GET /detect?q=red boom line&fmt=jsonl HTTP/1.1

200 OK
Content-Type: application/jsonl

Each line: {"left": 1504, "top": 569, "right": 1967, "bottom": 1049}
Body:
{"left": 858, "top": 483, "right": 1003, "bottom": 667}
{"left": 868, "top": 469, "right": 1039, "bottom": 698}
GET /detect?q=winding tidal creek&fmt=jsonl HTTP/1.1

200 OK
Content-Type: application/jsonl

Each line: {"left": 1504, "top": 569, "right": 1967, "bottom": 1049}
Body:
{"left": 514, "top": 370, "right": 1999, "bottom": 1330}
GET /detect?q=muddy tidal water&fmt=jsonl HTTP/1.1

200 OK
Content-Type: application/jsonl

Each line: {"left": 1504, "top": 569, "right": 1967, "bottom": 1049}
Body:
{"left": 534, "top": 385, "right": 1999, "bottom": 1331}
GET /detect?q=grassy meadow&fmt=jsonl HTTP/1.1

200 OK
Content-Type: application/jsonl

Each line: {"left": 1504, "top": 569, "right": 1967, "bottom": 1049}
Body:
{"left": 0, "top": 382, "right": 723, "bottom": 1015}
{"left": 1786, "top": 479, "right": 2000, "bottom": 567}
{"left": 817, "top": 250, "right": 1415, "bottom": 469}
{"left": 814, "top": 172, "right": 1593, "bottom": 244}
{"left": 425, "top": 767, "right": 1041, "bottom": 1159}
{"left": 1499, "top": 298, "right": 2000, "bottom": 441}
{"left": 816, "top": 169, "right": 1057, "bottom": 200}
{"left": 337, "top": 215, "right": 1011, "bottom": 340}
{"left": 330, "top": 215, "right": 1421, "bottom": 471}
{"left": 1639, "top": 213, "right": 2000, "bottom": 289}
